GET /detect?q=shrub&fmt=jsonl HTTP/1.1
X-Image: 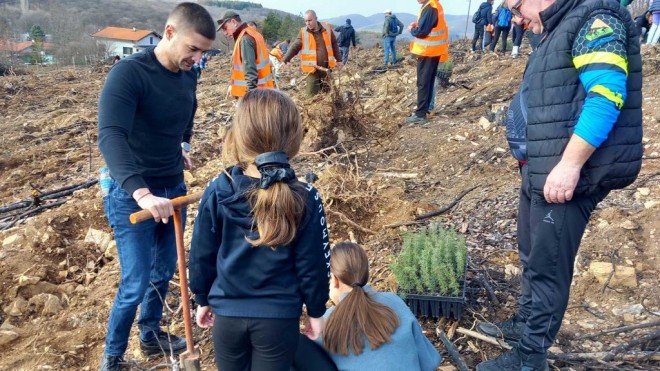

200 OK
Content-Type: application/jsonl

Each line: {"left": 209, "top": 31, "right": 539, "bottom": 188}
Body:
{"left": 391, "top": 224, "right": 467, "bottom": 297}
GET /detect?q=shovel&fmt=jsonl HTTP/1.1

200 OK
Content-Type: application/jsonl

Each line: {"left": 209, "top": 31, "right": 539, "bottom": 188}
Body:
{"left": 129, "top": 191, "right": 204, "bottom": 371}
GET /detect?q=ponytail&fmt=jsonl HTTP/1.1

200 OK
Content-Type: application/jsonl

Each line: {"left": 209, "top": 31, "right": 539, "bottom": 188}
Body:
{"left": 323, "top": 285, "right": 399, "bottom": 356}
{"left": 324, "top": 242, "right": 400, "bottom": 355}
{"left": 224, "top": 89, "right": 306, "bottom": 248}
{"left": 247, "top": 181, "right": 305, "bottom": 247}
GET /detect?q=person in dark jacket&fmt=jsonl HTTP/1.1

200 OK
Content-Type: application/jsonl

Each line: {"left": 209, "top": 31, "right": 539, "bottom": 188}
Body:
{"left": 383, "top": 9, "right": 404, "bottom": 65}
{"left": 476, "top": 0, "right": 643, "bottom": 370}
{"left": 190, "top": 89, "right": 331, "bottom": 371}
{"left": 335, "top": 19, "right": 357, "bottom": 64}
{"left": 404, "top": 0, "right": 449, "bottom": 125}
{"left": 634, "top": 11, "right": 652, "bottom": 43}
{"left": 471, "top": 0, "right": 494, "bottom": 52}
{"left": 97, "top": 3, "right": 215, "bottom": 371}
{"left": 648, "top": 0, "right": 660, "bottom": 44}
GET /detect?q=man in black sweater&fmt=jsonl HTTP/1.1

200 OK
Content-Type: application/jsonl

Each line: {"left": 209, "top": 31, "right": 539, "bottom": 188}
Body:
{"left": 97, "top": 3, "right": 215, "bottom": 370}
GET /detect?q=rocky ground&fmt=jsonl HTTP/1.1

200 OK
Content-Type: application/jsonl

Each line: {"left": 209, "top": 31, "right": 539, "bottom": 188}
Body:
{"left": 0, "top": 41, "right": 659, "bottom": 370}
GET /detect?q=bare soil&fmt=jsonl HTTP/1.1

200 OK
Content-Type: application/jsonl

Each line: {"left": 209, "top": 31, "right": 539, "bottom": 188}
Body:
{"left": 0, "top": 42, "right": 659, "bottom": 370}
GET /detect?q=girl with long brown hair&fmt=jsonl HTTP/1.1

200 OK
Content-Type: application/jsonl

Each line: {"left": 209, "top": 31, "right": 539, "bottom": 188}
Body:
{"left": 188, "top": 89, "right": 331, "bottom": 371}
{"left": 292, "top": 242, "right": 441, "bottom": 371}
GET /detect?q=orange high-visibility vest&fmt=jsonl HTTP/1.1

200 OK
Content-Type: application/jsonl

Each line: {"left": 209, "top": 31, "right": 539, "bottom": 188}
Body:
{"left": 231, "top": 27, "right": 275, "bottom": 97}
{"left": 300, "top": 22, "right": 336, "bottom": 73}
{"left": 409, "top": 0, "right": 449, "bottom": 61}
{"left": 270, "top": 47, "right": 284, "bottom": 62}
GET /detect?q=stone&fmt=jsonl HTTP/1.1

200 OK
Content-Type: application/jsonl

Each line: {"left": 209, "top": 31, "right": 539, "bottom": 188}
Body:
{"left": 2, "top": 234, "right": 24, "bottom": 248}
{"left": 83, "top": 228, "right": 111, "bottom": 250}
{"left": 478, "top": 116, "right": 492, "bottom": 131}
{"left": 439, "top": 366, "right": 458, "bottom": 371}
{"left": 184, "top": 170, "right": 196, "bottom": 185}
{"left": 29, "top": 293, "right": 62, "bottom": 316}
{"left": 645, "top": 200, "right": 658, "bottom": 209}
{"left": 577, "top": 320, "right": 596, "bottom": 329}
{"left": 0, "top": 321, "right": 16, "bottom": 331}
{"left": 637, "top": 187, "right": 650, "bottom": 196}
{"left": 104, "top": 240, "right": 117, "bottom": 259}
{"left": 548, "top": 346, "right": 563, "bottom": 354}
{"left": 5, "top": 297, "right": 28, "bottom": 317}
{"left": 612, "top": 304, "right": 644, "bottom": 316}
{"left": 0, "top": 330, "right": 19, "bottom": 346}
{"left": 17, "top": 275, "right": 40, "bottom": 287}
{"left": 84, "top": 273, "right": 96, "bottom": 286}
{"left": 620, "top": 220, "right": 639, "bottom": 230}
{"left": 505, "top": 264, "right": 521, "bottom": 278}
{"left": 623, "top": 313, "right": 636, "bottom": 323}
{"left": 588, "top": 262, "right": 637, "bottom": 288}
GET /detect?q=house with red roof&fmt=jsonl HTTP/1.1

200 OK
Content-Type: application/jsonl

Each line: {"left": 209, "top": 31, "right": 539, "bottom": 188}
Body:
{"left": 0, "top": 39, "right": 56, "bottom": 64}
{"left": 92, "top": 27, "right": 161, "bottom": 58}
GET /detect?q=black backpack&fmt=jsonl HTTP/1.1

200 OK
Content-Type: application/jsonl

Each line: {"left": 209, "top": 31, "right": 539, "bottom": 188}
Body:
{"left": 389, "top": 17, "right": 399, "bottom": 34}
{"left": 472, "top": 10, "right": 482, "bottom": 24}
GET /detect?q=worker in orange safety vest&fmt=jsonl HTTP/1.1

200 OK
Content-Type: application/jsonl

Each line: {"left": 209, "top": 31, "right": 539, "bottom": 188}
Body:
{"left": 217, "top": 11, "right": 274, "bottom": 98}
{"left": 404, "top": 0, "right": 449, "bottom": 125}
{"left": 281, "top": 10, "right": 342, "bottom": 96}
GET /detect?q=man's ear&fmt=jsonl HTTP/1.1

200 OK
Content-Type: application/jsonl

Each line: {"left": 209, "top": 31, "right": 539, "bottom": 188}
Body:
{"left": 164, "top": 24, "right": 175, "bottom": 40}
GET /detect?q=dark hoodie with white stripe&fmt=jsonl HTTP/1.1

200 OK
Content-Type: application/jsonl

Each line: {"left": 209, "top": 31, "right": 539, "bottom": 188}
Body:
{"left": 189, "top": 166, "right": 331, "bottom": 319}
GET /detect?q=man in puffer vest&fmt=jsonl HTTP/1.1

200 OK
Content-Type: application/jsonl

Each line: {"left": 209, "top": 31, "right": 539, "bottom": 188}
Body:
{"left": 217, "top": 11, "right": 275, "bottom": 98}
{"left": 476, "top": 0, "right": 643, "bottom": 370}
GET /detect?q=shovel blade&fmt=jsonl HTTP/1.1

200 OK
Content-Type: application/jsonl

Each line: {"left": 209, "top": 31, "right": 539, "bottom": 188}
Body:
{"left": 179, "top": 346, "right": 201, "bottom": 371}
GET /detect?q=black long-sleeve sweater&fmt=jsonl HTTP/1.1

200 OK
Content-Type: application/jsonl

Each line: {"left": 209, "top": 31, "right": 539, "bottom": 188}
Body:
{"left": 189, "top": 166, "right": 331, "bottom": 318}
{"left": 410, "top": 1, "right": 439, "bottom": 39}
{"left": 98, "top": 47, "right": 197, "bottom": 195}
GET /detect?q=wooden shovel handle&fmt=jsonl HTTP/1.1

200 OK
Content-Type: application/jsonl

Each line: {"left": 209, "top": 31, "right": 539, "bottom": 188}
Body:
{"left": 129, "top": 190, "right": 203, "bottom": 224}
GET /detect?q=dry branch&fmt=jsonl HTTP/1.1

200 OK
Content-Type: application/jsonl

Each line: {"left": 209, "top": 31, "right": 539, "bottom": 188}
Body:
{"left": 456, "top": 327, "right": 512, "bottom": 350}
{"left": 384, "top": 185, "right": 479, "bottom": 229}
{"left": 327, "top": 210, "right": 376, "bottom": 235}
{"left": 574, "top": 320, "right": 660, "bottom": 340}
{"left": 548, "top": 351, "right": 660, "bottom": 362}
{"left": 602, "top": 329, "right": 660, "bottom": 362}
{"left": 436, "top": 329, "right": 469, "bottom": 371}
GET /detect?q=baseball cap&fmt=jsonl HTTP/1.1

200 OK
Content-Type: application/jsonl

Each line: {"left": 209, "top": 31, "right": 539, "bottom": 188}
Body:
{"left": 217, "top": 11, "right": 240, "bottom": 31}
{"left": 384, "top": 9, "right": 392, "bottom": 14}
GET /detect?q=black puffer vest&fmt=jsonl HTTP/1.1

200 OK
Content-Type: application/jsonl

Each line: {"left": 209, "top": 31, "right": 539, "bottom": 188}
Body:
{"left": 525, "top": 0, "right": 643, "bottom": 195}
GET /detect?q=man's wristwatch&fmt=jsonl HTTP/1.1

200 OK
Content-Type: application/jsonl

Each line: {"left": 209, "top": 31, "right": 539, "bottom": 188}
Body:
{"left": 181, "top": 142, "right": 191, "bottom": 153}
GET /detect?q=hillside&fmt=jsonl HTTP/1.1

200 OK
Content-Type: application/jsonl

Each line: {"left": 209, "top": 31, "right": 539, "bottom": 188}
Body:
{"left": 0, "top": 39, "right": 659, "bottom": 370}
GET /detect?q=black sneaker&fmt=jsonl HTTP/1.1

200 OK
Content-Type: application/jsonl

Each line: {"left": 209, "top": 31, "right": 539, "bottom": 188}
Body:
{"left": 99, "top": 354, "right": 125, "bottom": 371}
{"left": 477, "top": 313, "right": 525, "bottom": 342}
{"left": 139, "top": 332, "right": 187, "bottom": 357}
{"left": 476, "top": 343, "right": 549, "bottom": 371}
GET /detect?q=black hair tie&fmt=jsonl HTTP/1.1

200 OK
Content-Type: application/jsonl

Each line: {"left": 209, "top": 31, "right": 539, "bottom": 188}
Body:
{"left": 255, "top": 151, "right": 296, "bottom": 189}
{"left": 351, "top": 282, "right": 365, "bottom": 288}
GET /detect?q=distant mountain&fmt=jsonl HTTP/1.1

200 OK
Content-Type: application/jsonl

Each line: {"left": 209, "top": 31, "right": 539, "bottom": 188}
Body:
{"left": 322, "top": 13, "right": 473, "bottom": 39}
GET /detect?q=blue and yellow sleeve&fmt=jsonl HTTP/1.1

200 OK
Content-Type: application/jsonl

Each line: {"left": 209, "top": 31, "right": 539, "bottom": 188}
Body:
{"left": 572, "top": 13, "right": 628, "bottom": 148}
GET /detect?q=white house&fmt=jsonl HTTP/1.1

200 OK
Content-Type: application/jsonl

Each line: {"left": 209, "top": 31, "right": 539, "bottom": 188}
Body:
{"left": 92, "top": 27, "right": 161, "bottom": 58}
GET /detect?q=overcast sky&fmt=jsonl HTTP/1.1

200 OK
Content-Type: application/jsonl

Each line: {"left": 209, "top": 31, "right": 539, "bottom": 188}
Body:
{"left": 253, "top": 0, "right": 474, "bottom": 18}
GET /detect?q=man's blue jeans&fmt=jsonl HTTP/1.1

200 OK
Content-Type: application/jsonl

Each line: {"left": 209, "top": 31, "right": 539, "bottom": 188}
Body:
{"left": 103, "top": 179, "right": 187, "bottom": 357}
{"left": 340, "top": 46, "right": 349, "bottom": 65}
{"left": 384, "top": 36, "right": 397, "bottom": 65}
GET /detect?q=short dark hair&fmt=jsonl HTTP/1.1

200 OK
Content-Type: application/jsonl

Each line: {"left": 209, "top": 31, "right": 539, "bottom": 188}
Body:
{"left": 168, "top": 2, "right": 216, "bottom": 40}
